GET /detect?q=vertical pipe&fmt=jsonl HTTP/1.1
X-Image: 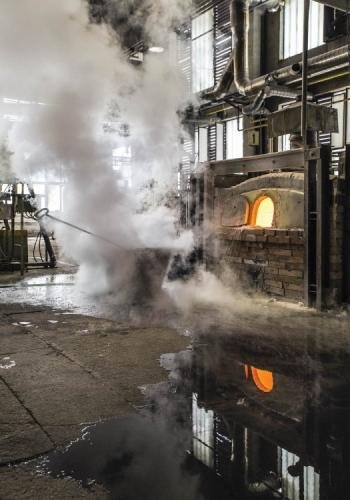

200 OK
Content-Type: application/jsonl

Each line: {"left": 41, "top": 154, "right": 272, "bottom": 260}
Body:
{"left": 302, "top": 0, "right": 311, "bottom": 306}
{"left": 301, "top": 0, "right": 310, "bottom": 144}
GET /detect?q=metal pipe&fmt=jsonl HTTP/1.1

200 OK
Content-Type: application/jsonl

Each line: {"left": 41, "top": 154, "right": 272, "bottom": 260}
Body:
{"left": 202, "top": 0, "right": 349, "bottom": 113}
{"left": 204, "top": 5, "right": 349, "bottom": 101}
{"left": 244, "top": 45, "right": 349, "bottom": 92}
{"left": 301, "top": 0, "right": 310, "bottom": 145}
{"left": 308, "top": 67, "right": 350, "bottom": 86}
{"left": 230, "top": 0, "right": 249, "bottom": 95}
{"left": 265, "top": 85, "right": 303, "bottom": 99}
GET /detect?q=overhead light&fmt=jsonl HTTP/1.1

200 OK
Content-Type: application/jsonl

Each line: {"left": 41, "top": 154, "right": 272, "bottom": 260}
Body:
{"left": 148, "top": 46, "right": 164, "bottom": 53}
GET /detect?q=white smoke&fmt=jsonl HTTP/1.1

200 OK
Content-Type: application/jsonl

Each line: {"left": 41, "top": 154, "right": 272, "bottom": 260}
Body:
{"left": 0, "top": 0, "right": 193, "bottom": 296}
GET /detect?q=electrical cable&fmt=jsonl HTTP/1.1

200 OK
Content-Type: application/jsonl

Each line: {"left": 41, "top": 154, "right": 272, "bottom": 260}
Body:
{"left": 39, "top": 232, "right": 43, "bottom": 262}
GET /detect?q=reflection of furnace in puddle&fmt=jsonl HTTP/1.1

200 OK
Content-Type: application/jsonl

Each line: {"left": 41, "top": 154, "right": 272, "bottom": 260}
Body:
{"left": 29, "top": 332, "right": 350, "bottom": 500}
{"left": 190, "top": 332, "right": 350, "bottom": 500}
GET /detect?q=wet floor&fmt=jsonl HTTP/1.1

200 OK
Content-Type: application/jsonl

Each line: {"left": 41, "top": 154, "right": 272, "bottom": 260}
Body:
{"left": 0, "top": 271, "right": 179, "bottom": 324}
{"left": 0, "top": 274, "right": 98, "bottom": 315}
{"left": 28, "top": 325, "right": 350, "bottom": 500}
{"left": 2, "top": 269, "right": 350, "bottom": 499}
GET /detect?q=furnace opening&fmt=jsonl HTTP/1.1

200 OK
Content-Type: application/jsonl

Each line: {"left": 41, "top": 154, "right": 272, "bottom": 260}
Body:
{"left": 251, "top": 195, "right": 274, "bottom": 228}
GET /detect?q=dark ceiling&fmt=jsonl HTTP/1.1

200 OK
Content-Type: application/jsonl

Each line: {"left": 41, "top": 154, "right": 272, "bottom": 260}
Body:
{"left": 87, "top": 0, "right": 148, "bottom": 50}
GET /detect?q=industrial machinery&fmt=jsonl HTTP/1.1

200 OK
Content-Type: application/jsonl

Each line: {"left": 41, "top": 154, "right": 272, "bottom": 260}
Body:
{"left": 0, "top": 182, "right": 56, "bottom": 273}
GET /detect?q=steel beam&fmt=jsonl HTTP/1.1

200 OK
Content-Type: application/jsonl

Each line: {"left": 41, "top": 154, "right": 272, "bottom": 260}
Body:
{"left": 207, "top": 148, "right": 318, "bottom": 176}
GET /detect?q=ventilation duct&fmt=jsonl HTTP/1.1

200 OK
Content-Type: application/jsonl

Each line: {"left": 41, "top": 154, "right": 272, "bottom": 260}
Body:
{"left": 204, "top": 0, "right": 349, "bottom": 113}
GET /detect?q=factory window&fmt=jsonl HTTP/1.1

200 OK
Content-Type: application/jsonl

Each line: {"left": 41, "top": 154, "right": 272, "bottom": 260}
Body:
{"left": 198, "top": 127, "right": 209, "bottom": 163}
{"left": 324, "top": 6, "right": 349, "bottom": 42}
{"left": 331, "top": 91, "right": 346, "bottom": 148}
{"left": 32, "top": 183, "right": 64, "bottom": 213}
{"left": 251, "top": 196, "right": 274, "bottom": 228}
{"left": 226, "top": 117, "right": 243, "bottom": 159}
{"left": 278, "top": 134, "right": 291, "bottom": 152}
{"left": 280, "top": 0, "right": 324, "bottom": 59}
{"left": 216, "top": 123, "right": 224, "bottom": 160}
{"left": 113, "top": 146, "right": 132, "bottom": 188}
{"left": 192, "top": 9, "right": 214, "bottom": 93}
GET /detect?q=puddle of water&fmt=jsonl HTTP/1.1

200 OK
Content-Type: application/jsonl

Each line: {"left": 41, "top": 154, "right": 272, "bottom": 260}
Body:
{"left": 36, "top": 414, "right": 206, "bottom": 500}
{"left": 0, "top": 273, "right": 99, "bottom": 317}
{"left": 0, "top": 356, "right": 16, "bottom": 369}
{"left": 0, "top": 272, "right": 173, "bottom": 323}
{"left": 32, "top": 331, "right": 350, "bottom": 500}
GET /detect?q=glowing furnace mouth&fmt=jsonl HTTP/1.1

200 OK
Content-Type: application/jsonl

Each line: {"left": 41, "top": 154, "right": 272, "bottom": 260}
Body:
{"left": 251, "top": 195, "right": 275, "bottom": 228}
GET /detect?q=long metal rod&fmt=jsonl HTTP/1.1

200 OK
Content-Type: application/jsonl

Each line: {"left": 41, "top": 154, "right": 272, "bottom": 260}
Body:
{"left": 35, "top": 208, "right": 124, "bottom": 250}
{"left": 302, "top": 0, "right": 312, "bottom": 307}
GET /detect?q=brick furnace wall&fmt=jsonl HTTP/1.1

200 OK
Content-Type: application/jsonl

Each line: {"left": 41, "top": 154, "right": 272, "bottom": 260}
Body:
{"left": 218, "top": 227, "right": 304, "bottom": 301}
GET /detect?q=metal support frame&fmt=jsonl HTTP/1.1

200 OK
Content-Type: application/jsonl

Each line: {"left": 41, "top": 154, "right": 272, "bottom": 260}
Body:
{"left": 0, "top": 184, "right": 27, "bottom": 274}
{"left": 200, "top": 145, "right": 332, "bottom": 309}
{"left": 202, "top": 148, "right": 318, "bottom": 274}
{"left": 206, "top": 148, "right": 307, "bottom": 176}
{"left": 203, "top": 168, "right": 216, "bottom": 269}
{"left": 304, "top": 145, "right": 331, "bottom": 309}
{"left": 316, "top": 146, "right": 331, "bottom": 310}
{"left": 303, "top": 155, "right": 316, "bottom": 307}
{"left": 344, "top": 145, "right": 350, "bottom": 304}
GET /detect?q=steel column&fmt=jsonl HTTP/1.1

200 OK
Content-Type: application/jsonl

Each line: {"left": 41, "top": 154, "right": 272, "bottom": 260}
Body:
{"left": 344, "top": 145, "right": 350, "bottom": 304}
{"left": 304, "top": 155, "right": 317, "bottom": 307}
{"left": 316, "top": 146, "right": 331, "bottom": 310}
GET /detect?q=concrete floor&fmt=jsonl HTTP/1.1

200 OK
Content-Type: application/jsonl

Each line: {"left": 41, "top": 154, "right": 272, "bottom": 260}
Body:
{"left": 1, "top": 266, "right": 349, "bottom": 499}
{"left": 0, "top": 268, "right": 189, "bottom": 499}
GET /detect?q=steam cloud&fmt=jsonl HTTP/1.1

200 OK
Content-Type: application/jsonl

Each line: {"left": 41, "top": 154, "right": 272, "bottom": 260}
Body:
{"left": 0, "top": 0, "right": 193, "bottom": 296}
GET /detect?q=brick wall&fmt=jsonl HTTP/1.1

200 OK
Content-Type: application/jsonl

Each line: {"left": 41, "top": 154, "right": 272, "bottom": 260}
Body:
{"left": 218, "top": 227, "right": 304, "bottom": 301}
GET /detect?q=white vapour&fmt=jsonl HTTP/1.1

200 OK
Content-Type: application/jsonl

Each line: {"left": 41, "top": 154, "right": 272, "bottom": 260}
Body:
{"left": 163, "top": 267, "right": 247, "bottom": 314}
{"left": 0, "top": 0, "right": 193, "bottom": 295}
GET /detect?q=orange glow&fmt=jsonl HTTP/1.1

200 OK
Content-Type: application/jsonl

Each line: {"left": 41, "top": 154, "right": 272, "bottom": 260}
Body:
{"left": 251, "top": 367, "right": 274, "bottom": 392}
{"left": 244, "top": 364, "right": 274, "bottom": 393}
{"left": 251, "top": 196, "right": 274, "bottom": 228}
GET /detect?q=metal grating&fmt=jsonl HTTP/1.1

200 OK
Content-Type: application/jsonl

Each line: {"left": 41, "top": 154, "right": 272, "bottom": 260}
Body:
{"left": 182, "top": 138, "right": 194, "bottom": 177}
{"left": 208, "top": 124, "right": 217, "bottom": 160}
{"left": 176, "top": 27, "right": 192, "bottom": 96}
{"left": 194, "top": 0, "right": 216, "bottom": 15}
{"left": 193, "top": 0, "right": 232, "bottom": 85}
